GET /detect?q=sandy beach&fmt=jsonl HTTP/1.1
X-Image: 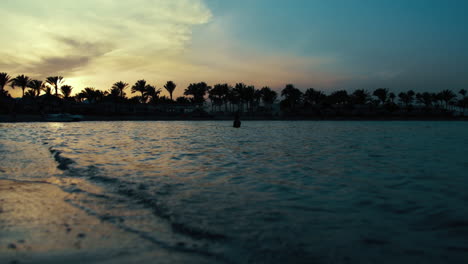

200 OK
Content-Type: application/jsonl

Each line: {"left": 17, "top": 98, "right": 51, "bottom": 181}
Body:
{"left": 0, "top": 180, "right": 213, "bottom": 264}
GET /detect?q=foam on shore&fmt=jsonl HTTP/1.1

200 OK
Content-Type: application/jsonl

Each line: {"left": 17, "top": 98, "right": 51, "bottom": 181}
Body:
{"left": 0, "top": 180, "right": 214, "bottom": 264}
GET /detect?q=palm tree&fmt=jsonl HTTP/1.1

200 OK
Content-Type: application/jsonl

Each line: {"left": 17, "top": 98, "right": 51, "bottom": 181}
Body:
{"left": 131, "top": 80, "right": 150, "bottom": 103}
{"left": 112, "top": 81, "right": 129, "bottom": 98}
{"left": 458, "top": 89, "right": 467, "bottom": 115}
{"left": 245, "top": 85, "right": 256, "bottom": 112}
{"left": 260, "top": 87, "right": 278, "bottom": 110}
{"left": 184, "top": 82, "right": 210, "bottom": 107}
{"left": 459, "top": 89, "right": 467, "bottom": 98}
{"left": 145, "top": 85, "right": 162, "bottom": 104}
{"left": 303, "top": 88, "right": 325, "bottom": 106}
{"left": 373, "top": 88, "right": 388, "bottom": 105}
{"left": 28, "top": 80, "right": 44, "bottom": 97}
{"left": 416, "top": 92, "right": 433, "bottom": 108}
{"left": 175, "top": 96, "right": 191, "bottom": 104}
{"left": 253, "top": 89, "right": 262, "bottom": 112}
{"left": 76, "top": 87, "right": 104, "bottom": 103}
{"left": 438, "top": 89, "right": 456, "bottom": 110}
{"left": 329, "top": 90, "right": 350, "bottom": 105}
{"left": 209, "top": 84, "right": 227, "bottom": 112}
{"left": 46, "top": 76, "right": 64, "bottom": 96}
{"left": 0, "top": 72, "right": 12, "bottom": 94}
{"left": 211, "top": 83, "right": 231, "bottom": 112}
{"left": 233, "top": 83, "right": 247, "bottom": 112}
{"left": 109, "top": 86, "right": 121, "bottom": 98}
{"left": 398, "top": 90, "right": 415, "bottom": 111}
{"left": 0, "top": 89, "right": 11, "bottom": 98}
{"left": 43, "top": 86, "right": 52, "bottom": 96}
{"left": 388, "top": 92, "right": 396, "bottom": 103}
{"left": 11, "top": 75, "right": 32, "bottom": 97}
{"left": 24, "top": 90, "right": 37, "bottom": 98}
{"left": 60, "top": 85, "right": 73, "bottom": 99}
{"left": 164, "top": 81, "right": 177, "bottom": 101}
{"left": 281, "top": 84, "right": 302, "bottom": 111}
{"left": 408, "top": 90, "right": 415, "bottom": 107}
{"left": 351, "top": 89, "right": 370, "bottom": 105}
{"left": 227, "top": 87, "right": 240, "bottom": 112}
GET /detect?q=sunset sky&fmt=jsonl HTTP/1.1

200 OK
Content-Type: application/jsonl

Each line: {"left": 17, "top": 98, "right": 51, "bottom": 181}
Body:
{"left": 1, "top": 0, "right": 468, "bottom": 98}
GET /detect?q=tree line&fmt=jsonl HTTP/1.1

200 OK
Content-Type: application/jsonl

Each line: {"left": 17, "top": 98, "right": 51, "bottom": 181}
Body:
{"left": 0, "top": 72, "right": 279, "bottom": 113}
{"left": 279, "top": 85, "right": 467, "bottom": 116}
{"left": 0, "top": 72, "right": 467, "bottom": 117}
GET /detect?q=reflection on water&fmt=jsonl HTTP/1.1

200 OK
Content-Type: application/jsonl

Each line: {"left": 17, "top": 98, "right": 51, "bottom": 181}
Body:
{"left": 1, "top": 121, "right": 468, "bottom": 263}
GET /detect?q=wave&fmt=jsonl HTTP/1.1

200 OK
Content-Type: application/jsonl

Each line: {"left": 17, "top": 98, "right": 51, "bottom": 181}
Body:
{"left": 115, "top": 182, "right": 228, "bottom": 241}
{"left": 49, "top": 147, "right": 75, "bottom": 170}
{"left": 45, "top": 148, "right": 231, "bottom": 260}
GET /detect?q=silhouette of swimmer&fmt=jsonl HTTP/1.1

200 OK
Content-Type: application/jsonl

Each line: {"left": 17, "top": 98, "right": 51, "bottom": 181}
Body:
{"left": 233, "top": 112, "right": 241, "bottom": 128}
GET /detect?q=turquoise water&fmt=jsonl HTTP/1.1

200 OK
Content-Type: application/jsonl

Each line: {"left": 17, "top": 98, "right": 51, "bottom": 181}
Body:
{"left": 1, "top": 121, "right": 468, "bottom": 263}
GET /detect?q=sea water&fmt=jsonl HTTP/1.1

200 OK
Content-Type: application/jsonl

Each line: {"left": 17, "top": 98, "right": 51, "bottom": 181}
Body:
{"left": 1, "top": 121, "right": 467, "bottom": 263}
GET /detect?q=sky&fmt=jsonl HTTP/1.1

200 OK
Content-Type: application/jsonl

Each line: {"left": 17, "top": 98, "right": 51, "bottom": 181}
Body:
{"left": 1, "top": 0, "right": 468, "bottom": 98}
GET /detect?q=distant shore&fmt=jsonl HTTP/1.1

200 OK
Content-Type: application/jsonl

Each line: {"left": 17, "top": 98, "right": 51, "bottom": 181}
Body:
{"left": 1, "top": 114, "right": 467, "bottom": 123}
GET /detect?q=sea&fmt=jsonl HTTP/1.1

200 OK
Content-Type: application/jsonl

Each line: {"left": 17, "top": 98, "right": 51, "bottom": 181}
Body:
{"left": 1, "top": 121, "right": 468, "bottom": 263}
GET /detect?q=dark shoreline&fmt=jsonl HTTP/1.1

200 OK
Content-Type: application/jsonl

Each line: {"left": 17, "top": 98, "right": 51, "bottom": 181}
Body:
{"left": 1, "top": 114, "right": 467, "bottom": 123}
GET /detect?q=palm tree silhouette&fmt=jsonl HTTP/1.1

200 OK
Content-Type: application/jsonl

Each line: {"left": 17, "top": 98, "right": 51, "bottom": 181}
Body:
{"left": 398, "top": 90, "right": 415, "bottom": 110}
{"left": 227, "top": 87, "right": 240, "bottom": 112}
{"left": 175, "top": 96, "right": 191, "bottom": 104}
{"left": 77, "top": 87, "right": 104, "bottom": 103}
{"left": 43, "top": 86, "right": 52, "bottom": 96}
{"left": 109, "top": 86, "right": 121, "bottom": 98}
{"left": 416, "top": 92, "right": 433, "bottom": 108}
{"left": 0, "top": 72, "right": 12, "bottom": 94}
{"left": 145, "top": 85, "right": 162, "bottom": 104}
{"left": 60, "top": 85, "right": 73, "bottom": 99}
{"left": 24, "top": 90, "right": 37, "bottom": 98}
{"left": 112, "top": 81, "right": 129, "bottom": 98}
{"left": 164, "top": 81, "right": 176, "bottom": 101}
{"left": 439, "top": 89, "right": 456, "bottom": 110}
{"left": 132, "top": 80, "right": 151, "bottom": 103}
{"left": 253, "top": 89, "right": 262, "bottom": 112}
{"left": 210, "top": 83, "right": 230, "bottom": 112}
{"left": 388, "top": 92, "right": 396, "bottom": 103}
{"left": 222, "top": 84, "right": 232, "bottom": 112}
{"left": 351, "top": 89, "right": 370, "bottom": 105}
{"left": 233, "top": 83, "right": 247, "bottom": 112}
{"left": 245, "top": 85, "right": 256, "bottom": 112}
{"left": 281, "top": 84, "right": 302, "bottom": 111}
{"left": 28, "top": 80, "right": 44, "bottom": 97}
{"left": 260, "top": 87, "right": 278, "bottom": 110}
{"left": 304, "top": 88, "right": 325, "bottom": 106}
{"left": 209, "top": 84, "right": 226, "bottom": 112}
{"left": 11, "top": 75, "right": 32, "bottom": 97}
{"left": 46, "top": 76, "right": 64, "bottom": 96}
{"left": 373, "top": 88, "right": 388, "bottom": 105}
{"left": 458, "top": 89, "right": 467, "bottom": 115}
{"left": 184, "top": 82, "right": 210, "bottom": 107}
{"left": 329, "top": 90, "right": 350, "bottom": 105}
{"left": 460, "top": 89, "right": 467, "bottom": 98}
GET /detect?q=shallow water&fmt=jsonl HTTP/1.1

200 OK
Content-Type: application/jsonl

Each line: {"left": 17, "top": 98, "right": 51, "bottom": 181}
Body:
{"left": 1, "top": 121, "right": 468, "bottom": 263}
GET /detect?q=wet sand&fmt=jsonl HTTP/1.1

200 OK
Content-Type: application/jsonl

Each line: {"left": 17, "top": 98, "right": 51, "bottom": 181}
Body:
{"left": 0, "top": 180, "right": 212, "bottom": 264}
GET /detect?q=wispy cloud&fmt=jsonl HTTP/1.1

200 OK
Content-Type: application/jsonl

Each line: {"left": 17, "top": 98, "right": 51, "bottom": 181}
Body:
{"left": 21, "top": 36, "right": 114, "bottom": 76}
{"left": 1, "top": 0, "right": 212, "bottom": 95}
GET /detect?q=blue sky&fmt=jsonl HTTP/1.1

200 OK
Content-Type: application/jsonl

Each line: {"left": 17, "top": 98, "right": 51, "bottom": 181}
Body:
{"left": 1, "top": 0, "right": 467, "bottom": 97}
{"left": 199, "top": 0, "right": 468, "bottom": 91}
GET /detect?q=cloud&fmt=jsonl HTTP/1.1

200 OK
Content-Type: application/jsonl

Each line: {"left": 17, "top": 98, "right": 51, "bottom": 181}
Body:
{"left": 0, "top": 0, "right": 212, "bottom": 95}
{"left": 21, "top": 36, "right": 114, "bottom": 77}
